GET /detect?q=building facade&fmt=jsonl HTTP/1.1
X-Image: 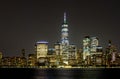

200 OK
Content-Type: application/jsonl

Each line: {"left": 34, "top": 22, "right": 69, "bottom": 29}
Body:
{"left": 68, "top": 44, "right": 77, "bottom": 65}
{"left": 90, "top": 37, "right": 99, "bottom": 53}
{"left": 83, "top": 36, "right": 91, "bottom": 60}
{"left": 35, "top": 41, "right": 48, "bottom": 64}
{"left": 61, "top": 12, "right": 69, "bottom": 65}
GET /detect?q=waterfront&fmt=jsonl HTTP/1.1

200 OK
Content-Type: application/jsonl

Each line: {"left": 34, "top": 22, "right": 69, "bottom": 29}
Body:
{"left": 0, "top": 68, "right": 120, "bottom": 79}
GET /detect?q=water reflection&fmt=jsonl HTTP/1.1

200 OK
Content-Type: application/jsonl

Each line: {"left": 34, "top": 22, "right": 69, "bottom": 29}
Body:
{"left": 34, "top": 68, "right": 104, "bottom": 79}
{"left": 34, "top": 69, "right": 48, "bottom": 79}
{"left": 0, "top": 68, "right": 119, "bottom": 79}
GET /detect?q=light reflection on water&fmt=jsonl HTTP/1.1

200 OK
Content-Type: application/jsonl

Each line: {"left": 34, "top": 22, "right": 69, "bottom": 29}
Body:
{"left": 0, "top": 68, "right": 119, "bottom": 79}
{"left": 34, "top": 68, "right": 104, "bottom": 79}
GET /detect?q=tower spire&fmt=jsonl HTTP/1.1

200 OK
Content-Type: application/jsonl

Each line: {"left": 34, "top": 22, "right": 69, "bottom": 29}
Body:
{"left": 64, "top": 12, "right": 67, "bottom": 23}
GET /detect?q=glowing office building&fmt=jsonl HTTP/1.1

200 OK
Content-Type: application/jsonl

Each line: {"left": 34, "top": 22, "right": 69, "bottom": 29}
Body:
{"left": 0, "top": 52, "right": 2, "bottom": 66}
{"left": 61, "top": 12, "right": 69, "bottom": 45}
{"left": 61, "top": 12, "right": 69, "bottom": 65}
{"left": 68, "top": 44, "right": 77, "bottom": 60}
{"left": 83, "top": 36, "right": 91, "bottom": 60}
{"left": 54, "top": 42, "right": 62, "bottom": 56}
{"left": 90, "top": 37, "right": 99, "bottom": 52}
{"left": 68, "top": 44, "right": 77, "bottom": 65}
{"left": 83, "top": 36, "right": 99, "bottom": 60}
{"left": 35, "top": 41, "right": 48, "bottom": 63}
{"left": 0, "top": 52, "right": 2, "bottom": 59}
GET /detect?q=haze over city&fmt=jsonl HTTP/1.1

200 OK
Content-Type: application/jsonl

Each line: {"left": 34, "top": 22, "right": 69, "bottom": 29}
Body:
{"left": 0, "top": 0, "right": 120, "bottom": 57}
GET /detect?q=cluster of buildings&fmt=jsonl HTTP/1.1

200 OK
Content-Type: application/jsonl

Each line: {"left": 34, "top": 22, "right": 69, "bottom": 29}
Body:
{"left": 0, "top": 13, "right": 120, "bottom": 68}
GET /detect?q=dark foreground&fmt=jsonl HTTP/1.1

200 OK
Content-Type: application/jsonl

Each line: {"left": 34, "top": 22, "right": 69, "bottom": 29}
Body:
{"left": 0, "top": 68, "right": 120, "bottom": 79}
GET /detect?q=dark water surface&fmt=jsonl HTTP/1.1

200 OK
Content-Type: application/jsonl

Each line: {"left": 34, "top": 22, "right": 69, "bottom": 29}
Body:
{"left": 0, "top": 68, "right": 120, "bottom": 79}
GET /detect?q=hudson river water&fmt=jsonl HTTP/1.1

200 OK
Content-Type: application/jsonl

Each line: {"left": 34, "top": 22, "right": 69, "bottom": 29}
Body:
{"left": 0, "top": 68, "right": 120, "bottom": 79}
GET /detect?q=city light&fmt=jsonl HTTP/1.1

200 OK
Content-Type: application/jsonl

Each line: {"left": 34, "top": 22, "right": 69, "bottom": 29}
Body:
{"left": 0, "top": 13, "right": 120, "bottom": 68}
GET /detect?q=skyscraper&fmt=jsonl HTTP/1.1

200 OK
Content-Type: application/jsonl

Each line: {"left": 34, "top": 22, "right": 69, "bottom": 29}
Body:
{"left": 90, "top": 37, "right": 99, "bottom": 53}
{"left": 61, "top": 12, "right": 69, "bottom": 65}
{"left": 83, "top": 36, "right": 91, "bottom": 60}
{"left": 35, "top": 41, "right": 48, "bottom": 63}
{"left": 61, "top": 12, "right": 69, "bottom": 45}
{"left": 83, "top": 36, "right": 99, "bottom": 60}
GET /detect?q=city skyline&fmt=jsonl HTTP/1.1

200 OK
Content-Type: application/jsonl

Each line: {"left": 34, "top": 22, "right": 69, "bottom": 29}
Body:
{"left": 0, "top": 0, "right": 120, "bottom": 56}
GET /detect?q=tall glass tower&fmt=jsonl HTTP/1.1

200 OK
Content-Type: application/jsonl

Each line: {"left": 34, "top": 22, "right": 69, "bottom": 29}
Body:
{"left": 61, "top": 12, "right": 69, "bottom": 65}
{"left": 61, "top": 12, "right": 69, "bottom": 45}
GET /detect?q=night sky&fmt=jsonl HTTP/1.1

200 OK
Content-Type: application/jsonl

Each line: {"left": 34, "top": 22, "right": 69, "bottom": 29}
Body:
{"left": 0, "top": 0, "right": 120, "bottom": 57}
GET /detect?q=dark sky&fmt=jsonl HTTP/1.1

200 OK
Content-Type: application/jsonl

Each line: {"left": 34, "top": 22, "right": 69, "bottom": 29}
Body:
{"left": 0, "top": 0, "right": 120, "bottom": 57}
